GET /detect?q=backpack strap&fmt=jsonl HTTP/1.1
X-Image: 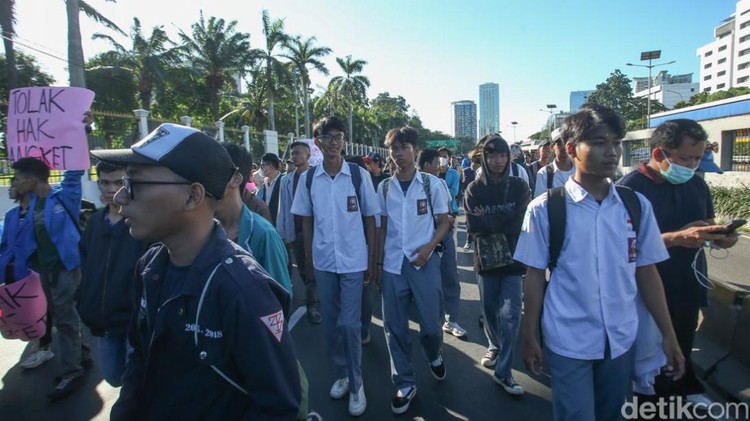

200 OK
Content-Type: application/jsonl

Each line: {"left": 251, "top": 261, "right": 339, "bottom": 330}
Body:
{"left": 547, "top": 186, "right": 566, "bottom": 271}
{"left": 615, "top": 185, "right": 641, "bottom": 238}
{"left": 420, "top": 173, "right": 436, "bottom": 226}
{"left": 546, "top": 164, "right": 555, "bottom": 190}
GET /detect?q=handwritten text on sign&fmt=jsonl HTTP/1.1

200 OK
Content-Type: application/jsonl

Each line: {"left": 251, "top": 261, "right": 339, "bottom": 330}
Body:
{"left": 0, "top": 271, "right": 48, "bottom": 342}
{"left": 6, "top": 87, "right": 95, "bottom": 170}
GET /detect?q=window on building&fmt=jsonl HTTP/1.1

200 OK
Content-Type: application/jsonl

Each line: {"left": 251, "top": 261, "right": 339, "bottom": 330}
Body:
{"left": 742, "top": 34, "right": 750, "bottom": 43}
{"left": 718, "top": 70, "right": 727, "bottom": 76}
{"left": 704, "top": 87, "right": 712, "bottom": 92}
{"left": 704, "top": 75, "right": 712, "bottom": 81}
{"left": 717, "top": 83, "right": 726, "bottom": 89}
{"left": 742, "top": 20, "right": 750, "bottom": 29}
{"left": 739, "top": 76, "right": 750, "bottom": 83}
{"left": 719, "top": 45, "right": 728, "bottom": 52}
{"left": 704, "top": 63, "right": 713, "bottom": 69}
{"left": 740, "top": 48, "right": 750, "bottom": 56}
{"left": 719, "top": 58, "right": 727, "bottom": 64}
{"left": 691, "top": 88, "right": 696, "bottom": 92}
{"left": 740, "top": 62, "right": 750, "bottom": 70}
{"left": 705, "top": 51, "right": 713, "bottom": 57}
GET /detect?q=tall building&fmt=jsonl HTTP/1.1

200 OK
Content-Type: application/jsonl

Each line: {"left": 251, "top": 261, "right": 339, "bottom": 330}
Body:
{"left": 452, "top": 100, "right": 477, "bottom": 141}
{"left": 632, "top": 71, "right": 698, "bottom": 109}
{"left": 479, "top": 83, "right": 500, "bottom": 135}
{"left": 569, "top": 90, "right": 595, "bottom": 112}
{"left": 697, "top": 0, "right": 750, "bottom": 93}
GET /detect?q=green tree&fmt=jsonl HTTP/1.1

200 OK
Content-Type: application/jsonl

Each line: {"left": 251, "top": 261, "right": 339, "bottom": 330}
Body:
{"left": 329, "top": 55, "right": 370, "bottom": 141}
{"left": 258, "top": 10, "right": 289, "bottom": 131}
{"left": 67, "top": 0, "right": 125, "bottom": 87}
{"left": 92, "top": 18, "right": 180, "bottom": 110}
{"left": 587, "top": 69, "right": 635, "bottom": 120}
{"left": 1, "top": 0, "right": 17, "bottom": 90}
{"left": 282, "top": 35, "right": 331, "bottom": 138}
{"left": 179, "top": 12, "right": 258, "bottom": 121}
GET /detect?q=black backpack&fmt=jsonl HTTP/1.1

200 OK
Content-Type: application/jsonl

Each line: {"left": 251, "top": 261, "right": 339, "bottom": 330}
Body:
{"left": 547, "top": 185, "right": 642, "bottom": 270}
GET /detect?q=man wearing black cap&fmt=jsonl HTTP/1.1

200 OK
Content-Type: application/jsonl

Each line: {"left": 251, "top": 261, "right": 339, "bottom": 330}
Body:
{"left": 364, "top": 152, "right": 388, "bottom": 187}
{"left": 92, "top": 124, "right": 300, "bottom": 420}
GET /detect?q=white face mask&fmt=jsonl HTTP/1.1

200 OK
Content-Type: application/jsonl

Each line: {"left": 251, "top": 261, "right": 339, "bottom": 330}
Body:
{"left": 438, "top": 157, "right": 449, "bottom": 167}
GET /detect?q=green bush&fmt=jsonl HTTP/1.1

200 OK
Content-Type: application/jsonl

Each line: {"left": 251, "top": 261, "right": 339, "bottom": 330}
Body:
{"left": 710, "top": 185, "right": 750, "bottom": 221}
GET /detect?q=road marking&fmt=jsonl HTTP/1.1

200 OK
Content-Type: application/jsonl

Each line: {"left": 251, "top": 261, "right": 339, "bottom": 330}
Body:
{"left": 289, "top": 306, "right": 306, "bottom": 331}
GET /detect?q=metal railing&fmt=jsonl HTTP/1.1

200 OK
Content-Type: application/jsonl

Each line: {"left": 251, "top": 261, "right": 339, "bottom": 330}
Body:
{"left": 732, "top": 129, "right": 750, "bottom": 172}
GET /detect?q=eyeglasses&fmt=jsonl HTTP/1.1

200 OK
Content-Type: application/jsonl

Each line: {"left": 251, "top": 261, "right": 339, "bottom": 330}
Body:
{"left": 317, "top": 134, "right": 346, "bottom": 143}
{"left": 121, "top": 177, "right": 191, "bottom": 200}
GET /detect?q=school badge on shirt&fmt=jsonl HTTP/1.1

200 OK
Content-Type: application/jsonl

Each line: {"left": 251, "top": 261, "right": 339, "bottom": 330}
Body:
{"left": 417, "top": 199, "right": 428, "bottom": 215}
{"left": 347, "top": 196, "right": 358, "bottom": 212}
{"left": 260, "top": 310, "right": 285, "bottom": 343}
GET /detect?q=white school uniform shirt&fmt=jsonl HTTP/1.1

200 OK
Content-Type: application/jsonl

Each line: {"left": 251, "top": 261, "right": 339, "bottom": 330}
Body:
{"left": 533, "top": 160, "right": 576, "bottom": 198}
{"left": 513, "top": 178, "right": 669, "bottom": 360}
{"left": 377, "top": 171, "right": 449, "bottom": 275}
{"left": 290, "top": 163, "right": 380, "bottom": 274}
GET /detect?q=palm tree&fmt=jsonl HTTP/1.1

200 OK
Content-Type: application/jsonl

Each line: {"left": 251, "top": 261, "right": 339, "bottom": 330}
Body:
{"left": 1, "top": 0, "right": 17, "bottom": 90}
{"left": 67, "top": 0, "right": 125, "bottom": 87}
{"left": 282, "top": 35, "right": 331, "bottom": 138}
{"left": 258, "top": 10, "right": 289, "bottom": 131}
{"left": 92, "top": 17, "right": 180, "bottom": 110}
{"left": 179, "top": 12, "right": 258, "bottom": 122}
{"left": 328, "top": 55, "right": 370, "bottom": 141}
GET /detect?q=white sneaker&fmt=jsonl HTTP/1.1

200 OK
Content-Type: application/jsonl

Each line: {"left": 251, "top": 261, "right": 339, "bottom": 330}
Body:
{"left": 329, "top": 377, "right": 349, "bottom": 399}
{"left": 348, "top": 384, "right": 367, "bottom": 416}
{"left": 442, "top": 321, "right": 468, "bottom": 338}
{"left": 20, "top": 348, "right": 54, "bottom": 369}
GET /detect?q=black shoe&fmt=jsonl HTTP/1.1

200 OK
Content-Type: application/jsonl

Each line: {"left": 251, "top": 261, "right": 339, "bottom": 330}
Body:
{"left": 48, "top": 375, "right": 84, "bottom": 400}
{"left": 307, "top": 307, "right": 322, "bottom": 324}
{"left": 391, "top": 386, "right": 417, "bottom": 415}
{"left": 430, "top": 358, "right": 446, "bottom": 381}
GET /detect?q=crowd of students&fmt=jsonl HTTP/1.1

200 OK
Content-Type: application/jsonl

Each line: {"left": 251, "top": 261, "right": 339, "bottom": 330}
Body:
{"left": 0, "top": 104, "right": 740, "bottom": 420}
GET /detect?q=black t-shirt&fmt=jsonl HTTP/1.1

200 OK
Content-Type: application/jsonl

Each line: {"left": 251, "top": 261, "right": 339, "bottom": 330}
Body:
{"left": 618, "top": 164, "right": 714, "bottom": 308}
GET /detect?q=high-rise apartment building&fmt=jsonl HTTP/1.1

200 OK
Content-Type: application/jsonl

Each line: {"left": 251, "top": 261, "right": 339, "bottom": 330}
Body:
{"left": 570, "top": 90, "right": 595, "bottom": 112}
{"left": 697, "top": 0, "right": 750, "bottom": 93}
{"left": 479, "top": 83, "right": 500, "bottom": 135}
{"left": 452, "top": 100, "right": 477, "bottom": 141}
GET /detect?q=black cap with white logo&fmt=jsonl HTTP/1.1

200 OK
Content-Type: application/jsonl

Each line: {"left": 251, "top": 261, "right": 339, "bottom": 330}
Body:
{"left": 90, "top": 123, "right": 237, "bottom": 199}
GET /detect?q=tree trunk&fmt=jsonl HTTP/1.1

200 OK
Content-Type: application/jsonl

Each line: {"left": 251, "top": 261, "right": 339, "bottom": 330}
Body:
{"left": 2, "top": 36, "right": 16, "bottom": 90}
{"left": 303, "top": 80, "right": 310, "bottom": 138}
{"left": 267, "top": 64, "right": 276, "bottom": 131}
{"left": 348, "top": 102, "right": 353, "bottom": 142}
{"left": 66, "top": 0, "right": 86, "bottom": 87}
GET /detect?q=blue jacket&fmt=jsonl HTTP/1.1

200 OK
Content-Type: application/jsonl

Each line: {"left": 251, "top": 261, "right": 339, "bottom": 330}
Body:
{"left": 443, "top": 167, "right": 460, "bottom": 214}
{"left": 77, "top": 207, "right": 149, "bottom": 336}
{"left": 27, "top": 170, "right": 85, "bottom": 271}
{"left": 237, "top": 205, "right": 292, "bottom": 296}
{"left": 0, "top": 205, "right": 34, "bottom": 283}
{"left": 111, "top": 223, "right": 300, "bottom": 421}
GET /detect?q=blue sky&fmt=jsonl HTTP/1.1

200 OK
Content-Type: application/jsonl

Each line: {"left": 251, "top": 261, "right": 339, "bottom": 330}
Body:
{"left": 12, "top": 0, "right": 738, "bottom": 140}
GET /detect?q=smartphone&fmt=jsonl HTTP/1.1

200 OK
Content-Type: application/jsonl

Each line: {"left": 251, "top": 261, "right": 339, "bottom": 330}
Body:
{"left": 721, "top": 219, "right": 747, "bottom": 234}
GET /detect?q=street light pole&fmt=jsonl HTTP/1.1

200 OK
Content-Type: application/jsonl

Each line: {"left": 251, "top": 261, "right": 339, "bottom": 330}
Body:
{"left": 626, "top": 50, "right": 675, "bottom": 129}
{"left": 539, "top": 104, "right": 557, "bottom": 133}
{"left": 511, "top": 121, "right": 518, "bottom": 143}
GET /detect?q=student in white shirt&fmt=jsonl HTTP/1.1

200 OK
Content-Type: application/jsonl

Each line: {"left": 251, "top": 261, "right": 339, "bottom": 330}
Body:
{"left": 533, "top": 128, "right": 576, "bottom": 198}
{"left": 291, "top": 116, "right": 379, "bottom": 417}
{"left": 258, "top": 153, "right": 283, "bottom": 225}
{"left": 514, "top": 104, "right": 685, "bottom": 420}
{"left": 417, "top": 148, "right": 468, "bottom": 338}
{"left": 373, "top": 127, "right": 451, "bottom": 415}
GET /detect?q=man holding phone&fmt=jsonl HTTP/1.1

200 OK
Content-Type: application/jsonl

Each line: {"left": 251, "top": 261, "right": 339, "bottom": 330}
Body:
{"left": 618, "top": 118, "right": 739, "bottom": 404}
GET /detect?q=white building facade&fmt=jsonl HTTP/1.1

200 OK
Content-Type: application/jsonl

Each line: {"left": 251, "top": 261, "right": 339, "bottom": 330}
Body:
{"left": 697, "top": 0, "right": 750, "bottom": 93}
{"left": 633, "top": 71, "right": 699, "bottom": 109}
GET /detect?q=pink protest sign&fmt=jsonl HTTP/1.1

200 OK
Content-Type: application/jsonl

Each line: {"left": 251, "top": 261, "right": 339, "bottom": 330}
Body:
{"left": 0, "top": 271, "right": 48, "bottom": 342}
{"left": 6, "top": 86, "right": 95, "bottom": 170}
{"left": 300, "top": 138, "right": 323, "bottom": 166}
